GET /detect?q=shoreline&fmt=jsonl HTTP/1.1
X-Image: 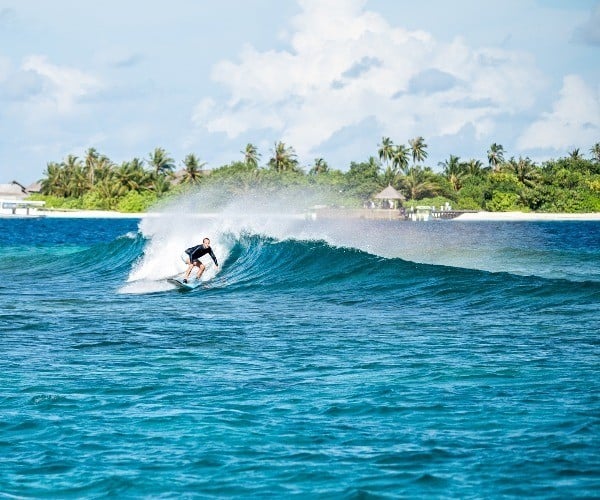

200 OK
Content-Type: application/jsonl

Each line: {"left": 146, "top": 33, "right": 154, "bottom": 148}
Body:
{"left": 452, "top": 211, "right": 600, "bottom": 221}
{"left": 2, "top": 208, "right": 599, "bottom": 221}
{"left": 37, "top": 209, "right": 145, "bottom": 219}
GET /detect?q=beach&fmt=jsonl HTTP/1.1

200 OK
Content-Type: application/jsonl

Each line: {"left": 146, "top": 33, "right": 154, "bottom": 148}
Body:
{"left": 453, "top": 211, "right": 600, "bottom": 221}
{"left": 27, "top": 208, "right": 600, "bottom": 221}
{"left": 37, "top": 209, "right": 144, "bottom": 219}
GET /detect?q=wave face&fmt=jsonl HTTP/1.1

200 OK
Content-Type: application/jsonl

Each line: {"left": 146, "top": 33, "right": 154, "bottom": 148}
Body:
{"left": 0, "top": 204, "right": 599, "bottom": 498}
{"left": 122, "top": 190, "right": 600, "bottom": 294}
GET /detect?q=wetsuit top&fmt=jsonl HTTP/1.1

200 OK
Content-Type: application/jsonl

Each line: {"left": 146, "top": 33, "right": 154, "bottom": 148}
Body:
{"left": 185, "top": 244, "right": 218, "bottom": 266}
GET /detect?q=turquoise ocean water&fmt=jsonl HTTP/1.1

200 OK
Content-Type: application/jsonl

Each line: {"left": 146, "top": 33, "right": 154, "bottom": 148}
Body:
{"left": 0, "top": 208, "right": 599, "bottom": 497}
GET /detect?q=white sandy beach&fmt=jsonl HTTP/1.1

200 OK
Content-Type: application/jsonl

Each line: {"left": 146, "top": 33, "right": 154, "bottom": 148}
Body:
{"left": 58, "top": 210, "right": 600, "bottom": 221}
{"left": 4, "top": 208, "right": 599, "bottom": 221}
{"left": 453, "top": 211, "right": 600, "bottom": 221}
{"left": 37, "top": 209, "right": 145, "bottom": 219}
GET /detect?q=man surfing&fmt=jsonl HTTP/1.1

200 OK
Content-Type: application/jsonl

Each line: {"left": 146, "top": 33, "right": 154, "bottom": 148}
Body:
{"left": 183, "top": 237, "right": 218, "bottom": 283}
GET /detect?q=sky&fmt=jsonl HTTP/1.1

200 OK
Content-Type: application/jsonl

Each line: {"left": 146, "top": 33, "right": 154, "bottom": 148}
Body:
{"left": 0, "top": 0, "right": 599, "bottom": 183}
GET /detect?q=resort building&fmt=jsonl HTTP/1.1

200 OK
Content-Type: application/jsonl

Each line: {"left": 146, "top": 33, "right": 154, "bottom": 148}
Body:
{"left": 0, "top": 181, "right": 45, "bottom": 217}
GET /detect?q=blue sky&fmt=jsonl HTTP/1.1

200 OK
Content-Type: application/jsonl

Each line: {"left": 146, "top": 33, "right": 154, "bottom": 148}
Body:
{"left": 1, "top": 0, "right": 598, "bottom": 183}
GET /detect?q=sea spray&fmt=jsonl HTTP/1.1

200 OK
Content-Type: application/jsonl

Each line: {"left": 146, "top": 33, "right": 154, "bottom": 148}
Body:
{"left": 126, "top": 186, "right": 600, "bottom": 287}
{"left": 125, "top": 186, "right": 331, "bottom": 291}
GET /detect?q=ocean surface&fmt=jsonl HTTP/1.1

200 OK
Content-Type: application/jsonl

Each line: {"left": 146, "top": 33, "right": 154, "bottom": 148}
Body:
{"left": 1, "top": 204, "right": 599, "bottom": 497}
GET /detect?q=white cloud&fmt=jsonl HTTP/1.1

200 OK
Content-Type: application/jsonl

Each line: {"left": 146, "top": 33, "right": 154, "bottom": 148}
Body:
{"left": 572, "top": 4, "right": 600, "bottom": 46}
{"left": 94, "top": 46, "right": 144, "bottom": 68}
{"left": 518, "top": 75, "right": 600, "bottom": 151}
{"left": 21, "top": 55, "right": 101, "bottom": 114}
{"left": 190, "top": 0, "right": 543, "bottom": 160}
{"left": 191, "top": 97, "right": 216, "bottom": 125}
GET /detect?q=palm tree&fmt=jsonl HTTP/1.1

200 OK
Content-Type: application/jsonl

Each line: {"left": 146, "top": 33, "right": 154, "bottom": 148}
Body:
{"left": 92, "top": 155, "right": 114, "bottom": 183}
{"left": 268, "top": 141, "right": 299, "bottom": 173}
{"left": 114, "top": 162, "right": 143, "bottom": 195}
{"left": 408, "top": 136, "right": 428, "bottom": 165}
{"left": 401, "top": 166, "right": 439, "bottom": 200}
{"left": 84, "top": 147, "right": 99, "bottom": 187}
{"left": 377, "top": 140, "right": 404, "bottom": 186}
{"left": 309, "top": 158, "right": 329, "bottom": 175}
{"left": 487, "top": 143, "right": 505, "bottom": 171}
{"left": 590, "top": 143, "right": 600, "bottom": 162}
{"left": 391, "top": 144, "right": 410, "bottom": 175}
{"left": 148, "top": 147, "right": 175, "bottom": 177}
{"left": 464, "top": 159, "right": 485, "bottom": 178}
{"left": 123, "top": 158, "right": 152, "bottom": 191}
{"left": 148, "top": 174, "right": 171, "bottom": 195}
{"left": 381, "top": 165, "right": 398, "bottom": 187}
{"left": 181, "top": 153, "right": 206, "bottom": 184}
{"left": 61, "top": 154, "right": 87, "bottom": 197}
{"left": 62, "top": 154, "right": 80, "bottom": 172}
{"left": 242, "top": 143, "right": 261, "bottom": 168}
{"left": 502, "top": 156, "right": 540, "bottom": 188}
{"left": 378, "top": 137, "right": 394, "bottom": 168}
{"left": 95, "top": 177, "right": 121, "bottom": 209}
{"left": 569, "top": 148, "right": 583, "bottom": 160}
{"left": 130, "top": 157, "right": 144, "bottom": 169}
{"left": 439, "top": 155, "right": 464, "bottom": 191}
{"left": 41, "top": 161, "right": 64, "bottom": 196}
{"left": 230, "top": 168, "right": 264, "bottom": 195}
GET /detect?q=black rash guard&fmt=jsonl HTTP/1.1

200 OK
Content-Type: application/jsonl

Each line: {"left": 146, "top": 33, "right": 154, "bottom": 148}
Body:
{"left": 185, "top": 244, "right": 218, "bottom": 266}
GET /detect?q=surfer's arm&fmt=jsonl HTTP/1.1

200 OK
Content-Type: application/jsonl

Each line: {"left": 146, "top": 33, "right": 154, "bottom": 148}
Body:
{"left": 209, "top": 248, "right": 218, "bottom": 267}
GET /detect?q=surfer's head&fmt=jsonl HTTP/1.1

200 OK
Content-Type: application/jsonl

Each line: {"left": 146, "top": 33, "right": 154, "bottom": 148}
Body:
{"left": 203, "top": 237, "right": 210, "bottom": 247}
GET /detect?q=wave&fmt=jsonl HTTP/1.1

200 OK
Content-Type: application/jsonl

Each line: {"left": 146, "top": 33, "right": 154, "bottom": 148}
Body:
{"left": 0, "top": 231, "right": 144, "bottom": 286}
{"left": 118, "top": 229, "right": 599, "bottom": 309}
{"left": 118, "top": 189, "right": 599, "bottom": 291}
{"left": 6, "top": 189, "right": 595, "bottom": 296}
{"left": 4, "top": 218, "right": 598, "bottom": 309}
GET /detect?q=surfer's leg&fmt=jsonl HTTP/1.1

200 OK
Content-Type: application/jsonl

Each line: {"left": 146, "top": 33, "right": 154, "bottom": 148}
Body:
{"left": 196, "top": 263, "right": 206, "bottom": 279}
{"left": 183, "top": 258, "right": 194, "bottom": 280}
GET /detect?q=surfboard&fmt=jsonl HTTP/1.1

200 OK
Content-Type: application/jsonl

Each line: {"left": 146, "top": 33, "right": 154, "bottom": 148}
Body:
{"left": 167, "top": 277, "right": 202, "bottom": 291}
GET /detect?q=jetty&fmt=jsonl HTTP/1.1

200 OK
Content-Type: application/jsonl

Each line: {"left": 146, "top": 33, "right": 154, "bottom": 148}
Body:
{"left": 308, "top": 206, "right": 474, "bottom": 221}
{"left": 306, "top": 186, "right": 474, "bottom": 221}
{"left": 0, "top": 181, "right": 46, "bottom": 217}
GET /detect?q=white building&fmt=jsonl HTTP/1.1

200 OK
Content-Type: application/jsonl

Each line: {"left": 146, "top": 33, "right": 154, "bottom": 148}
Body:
{"left": 0, "top": 182, "right": 45, "bottom": 216}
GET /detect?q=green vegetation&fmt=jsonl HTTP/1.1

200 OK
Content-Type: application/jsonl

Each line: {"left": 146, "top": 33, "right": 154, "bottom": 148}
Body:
{"left": 32, "top": 140, "right": 600, "bottom": 213}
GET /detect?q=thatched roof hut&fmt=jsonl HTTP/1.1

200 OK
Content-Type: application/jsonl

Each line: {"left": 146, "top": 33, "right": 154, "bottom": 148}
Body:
{"left": 0, "top": 183, "right": 26, "bottom": 200}
{"left": 374, "top": 184, "right": 405, "bottom": 208}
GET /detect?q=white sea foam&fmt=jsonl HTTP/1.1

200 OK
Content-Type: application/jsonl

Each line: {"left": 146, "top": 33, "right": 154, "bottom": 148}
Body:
{"left": 120, "top": 187, "right": 313, "bottom": 293}
{"left": 119, "top": 185, "right": 599, "bottom": 292}
{"left": 119, "top": 184, "right": 488, "bottom": 293}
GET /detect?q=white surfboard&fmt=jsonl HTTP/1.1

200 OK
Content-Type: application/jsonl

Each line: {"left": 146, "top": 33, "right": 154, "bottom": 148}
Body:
{"left": 167, "top": 277, "right": 202, "bottom": 291}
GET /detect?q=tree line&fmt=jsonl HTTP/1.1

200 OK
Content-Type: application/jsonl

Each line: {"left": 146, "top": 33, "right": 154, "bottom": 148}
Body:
{"left": 33, "top": 139, "right": 600, "bottom": 213}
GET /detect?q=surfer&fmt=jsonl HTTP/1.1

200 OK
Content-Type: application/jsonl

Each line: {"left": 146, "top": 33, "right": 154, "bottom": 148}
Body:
{"left": 183, "top": 237, "right": 218, "bottom": 283}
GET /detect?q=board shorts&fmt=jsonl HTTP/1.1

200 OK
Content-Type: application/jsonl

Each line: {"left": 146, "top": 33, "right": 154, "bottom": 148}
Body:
{"left": 183, "top": 251, "right": 208, "bottom": 267}
{"left": 182, "top": 252, "right": 200, "bottom": 265}
{"left": 183, "top": 252, "right": 204, "bottom": 266}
